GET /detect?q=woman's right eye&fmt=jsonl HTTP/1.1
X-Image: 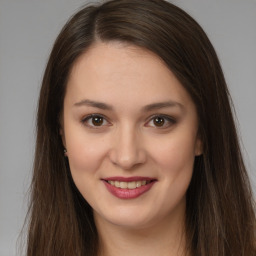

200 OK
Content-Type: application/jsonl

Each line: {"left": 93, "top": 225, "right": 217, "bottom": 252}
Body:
{"left": 81, "top": 114, "right": 110, "bottom": 128}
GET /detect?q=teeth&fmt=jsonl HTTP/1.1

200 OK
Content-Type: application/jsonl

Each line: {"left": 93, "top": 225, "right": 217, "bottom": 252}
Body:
{"left": 128, "top": 181, "right": 136, "bottom": 189}
{"left": 136, "top": 181, "right": 142, "bottom": 187}
{"left": 120, "top": 182, "right": 128, "bottom": 189}
{"left": 107, "top": 180, "right": 150, "bottom": 189}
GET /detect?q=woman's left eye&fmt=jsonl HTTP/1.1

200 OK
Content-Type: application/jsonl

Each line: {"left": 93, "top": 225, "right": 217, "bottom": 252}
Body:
{"left": 146, "top": 115, "right": 176, "bottom": 128}
{"left": 81, "top": 114, "right": 109, "bottom": 128}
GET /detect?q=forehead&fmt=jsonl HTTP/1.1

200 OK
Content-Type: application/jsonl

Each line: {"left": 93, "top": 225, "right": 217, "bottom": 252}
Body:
{"left": 65, "top": 41, "right": 194, "bottom": 109}
{"left": 70, "top": 41, "right": 169, "bottom": 81}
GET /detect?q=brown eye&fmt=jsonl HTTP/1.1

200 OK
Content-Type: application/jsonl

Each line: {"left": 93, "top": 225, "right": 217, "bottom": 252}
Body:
{"left": 92, "top": 116, "right": 104, "bottom": 126}
{"left": 82, "top": 114, "right": 109, "bottom": 128}
{"left": 153, "top": 117, "right": 165, "bottom": 127}
{"left": 146, "top": 115, "right": 176, "bottom": 128}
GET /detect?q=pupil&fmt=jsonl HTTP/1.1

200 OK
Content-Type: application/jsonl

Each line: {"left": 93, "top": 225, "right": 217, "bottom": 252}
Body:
{"left": 154, "top": 117, "right": 164, "bottom": 126}
{"left": 92, "top": 116, "right": 103, "bottom": 126}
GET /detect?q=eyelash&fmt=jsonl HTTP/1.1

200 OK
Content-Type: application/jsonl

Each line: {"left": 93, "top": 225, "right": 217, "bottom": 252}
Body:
{"left": 81, "top": 114, "right": 110, "bottom": 128}
{"left": 146, "top": 115, "right": 176, "bottom": 128}
{"left": 81, "top": 114, "right": 176, "bottom": 129}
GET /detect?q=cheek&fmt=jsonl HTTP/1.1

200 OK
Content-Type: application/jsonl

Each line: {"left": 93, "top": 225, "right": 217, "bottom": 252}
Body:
{"left": 66, "top": 133, "right": 111, "bottom": 203}
{"left": 147, "top": 131, "right": 196, "bottom": 211}
{"left": 65, "top": 128, "right": 109, "bottom": 176}
{"left": 149, "top": 130, "right": 197, "bottom": 176}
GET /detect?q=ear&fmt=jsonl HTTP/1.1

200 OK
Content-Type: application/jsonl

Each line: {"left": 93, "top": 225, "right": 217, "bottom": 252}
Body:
{"left": 195, "top": 136, "right": 203, "bottom": 156}
{"left": 60, "top": 128, "right": 68, "bottom": 157}
{"left": 59, "top": 127, "right": 66, "bottom": 148}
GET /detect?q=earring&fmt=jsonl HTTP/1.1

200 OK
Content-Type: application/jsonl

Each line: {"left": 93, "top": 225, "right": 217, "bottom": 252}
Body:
{"left": 64, "top": 149, "right": 67, "bottom": 157}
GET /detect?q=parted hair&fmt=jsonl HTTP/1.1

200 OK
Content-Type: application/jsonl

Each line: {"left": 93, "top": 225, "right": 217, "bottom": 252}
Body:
{"left": 26, "top": 0, "right": 256, "bottom": 255}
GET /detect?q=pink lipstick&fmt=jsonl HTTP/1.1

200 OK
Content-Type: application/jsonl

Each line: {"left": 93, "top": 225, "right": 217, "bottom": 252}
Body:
{"left": 102, "top": 176, "right": 157, "bottom": 199}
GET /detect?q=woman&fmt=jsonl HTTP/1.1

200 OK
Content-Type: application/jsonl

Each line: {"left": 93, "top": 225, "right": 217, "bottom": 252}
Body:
{"left": 26, "top": 0, "right": 256, "bottom": 255}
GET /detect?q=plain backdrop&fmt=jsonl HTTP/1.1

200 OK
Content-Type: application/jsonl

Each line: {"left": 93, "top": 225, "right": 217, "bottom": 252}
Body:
{"left": 0, "top": 0, "right": 255, "bottom": 255}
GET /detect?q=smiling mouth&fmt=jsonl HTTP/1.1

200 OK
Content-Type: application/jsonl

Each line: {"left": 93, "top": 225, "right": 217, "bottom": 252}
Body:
{"left": 106, "top": 180, "right": 152, "bottom": 189}
{"left": 102, "top": 177, "right": 157, "bottom": 199}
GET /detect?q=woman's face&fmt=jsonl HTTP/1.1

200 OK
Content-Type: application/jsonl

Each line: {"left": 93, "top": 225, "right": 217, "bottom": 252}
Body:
{"left": 62, "top": 42, "right": 201, "bottom": 229}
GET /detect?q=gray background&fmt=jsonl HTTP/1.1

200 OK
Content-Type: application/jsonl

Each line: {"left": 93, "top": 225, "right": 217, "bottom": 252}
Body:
{"left": 0, "top": 0, "right": 255, "bottom": 255}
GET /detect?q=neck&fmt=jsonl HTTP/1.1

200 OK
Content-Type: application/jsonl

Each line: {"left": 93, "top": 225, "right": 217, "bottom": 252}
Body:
{"left": 94, "top": 200, "right": 188, "bottom": 256}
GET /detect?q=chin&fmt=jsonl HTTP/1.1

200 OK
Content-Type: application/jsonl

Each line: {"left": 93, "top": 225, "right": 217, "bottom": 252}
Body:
{"left": 93, "top": 204, "right": 172, "bottom": 231}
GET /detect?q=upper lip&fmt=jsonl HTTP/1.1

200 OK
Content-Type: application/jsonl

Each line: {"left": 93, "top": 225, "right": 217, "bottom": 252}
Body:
{"left": 102, "top": 176, "right": 157, "bottom": 182}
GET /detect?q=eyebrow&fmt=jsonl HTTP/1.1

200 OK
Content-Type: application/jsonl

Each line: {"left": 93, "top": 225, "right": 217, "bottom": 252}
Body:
{"left": 74, "top": 99, "right": 113, "bottom": 110}
{"left": 142, "top": 101, "right": 184, "bottom": 112}
{"left": 73, "top": 99, "right": 183, "bottom": 111}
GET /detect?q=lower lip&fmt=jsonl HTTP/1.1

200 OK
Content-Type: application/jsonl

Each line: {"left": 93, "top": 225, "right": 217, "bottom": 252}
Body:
{"left": 103, "top": 181, "right": 156, "bottom": 199}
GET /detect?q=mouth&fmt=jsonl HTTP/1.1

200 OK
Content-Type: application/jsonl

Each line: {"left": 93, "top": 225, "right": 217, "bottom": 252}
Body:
{"left": 105, "top": 180, "right": 153, "bottom": 189}
{"left": 102, "top": 177, "right": 157, "bottom": 199}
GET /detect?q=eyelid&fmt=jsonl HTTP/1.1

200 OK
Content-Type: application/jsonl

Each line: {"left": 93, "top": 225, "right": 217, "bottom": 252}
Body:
{"left": 81, "top": 113, "right": 176, "bottom": 129}
{"left": 81, "top": 113, "right": 111, "bottom": 128}
{"left": 145, "top": 114, "right": 176, "bottom": 128}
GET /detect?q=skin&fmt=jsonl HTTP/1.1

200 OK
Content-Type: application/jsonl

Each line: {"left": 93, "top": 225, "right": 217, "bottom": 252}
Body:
{"left": 61, "top": 41, "right": 202, "bottom": 256}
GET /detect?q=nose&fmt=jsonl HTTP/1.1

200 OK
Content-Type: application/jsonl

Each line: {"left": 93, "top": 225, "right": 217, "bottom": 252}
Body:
{"left": 109, "top": 125, "right": 147, "bottom": 170}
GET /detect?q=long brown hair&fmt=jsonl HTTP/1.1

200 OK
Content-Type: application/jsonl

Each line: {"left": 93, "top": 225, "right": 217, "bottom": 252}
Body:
{"left": 26, "top": 0, "right": 256, "bottom": 255}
